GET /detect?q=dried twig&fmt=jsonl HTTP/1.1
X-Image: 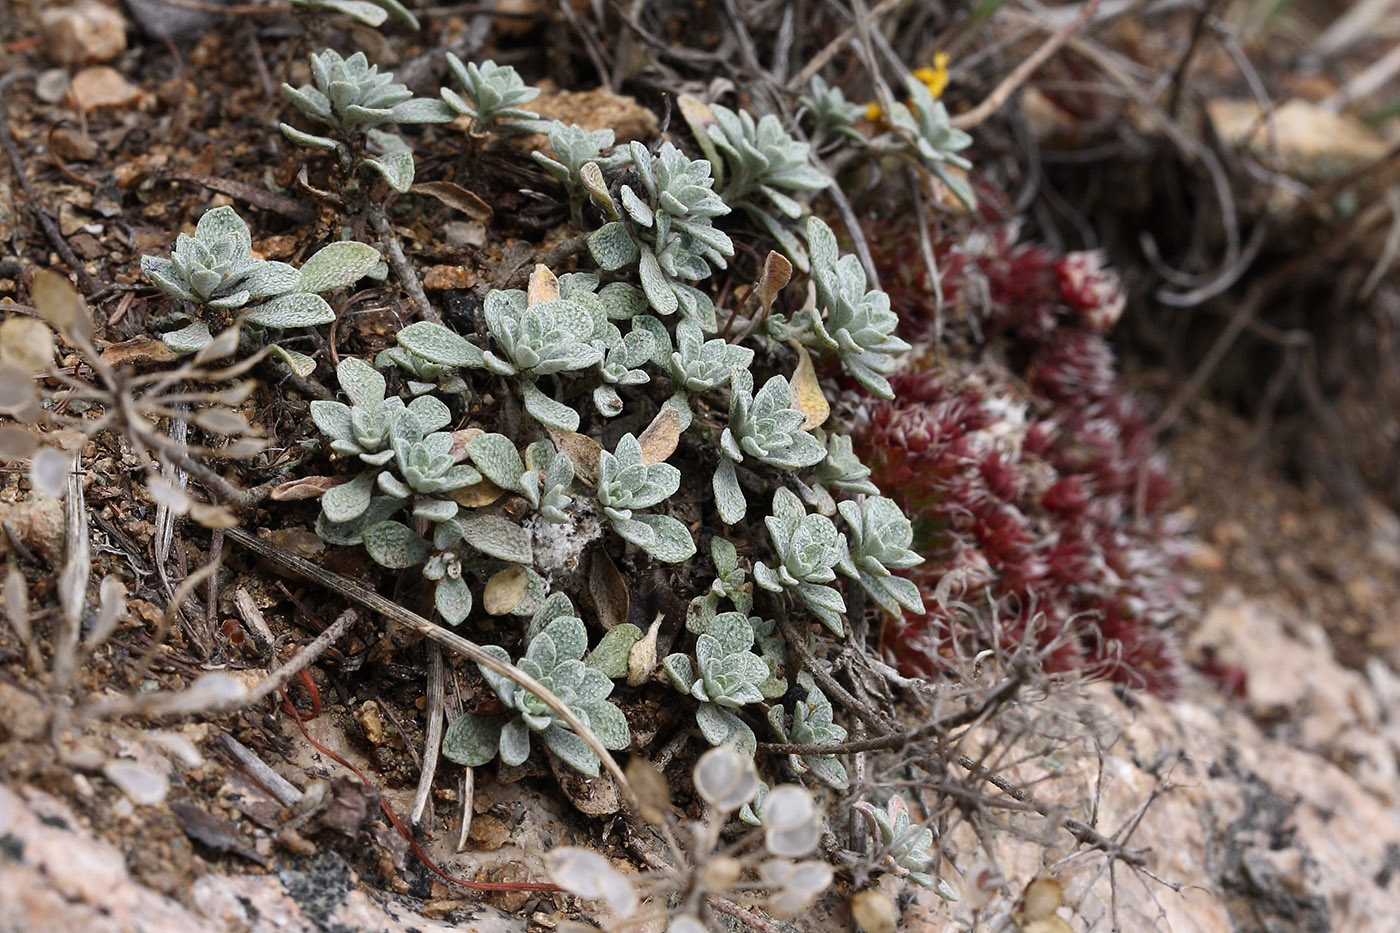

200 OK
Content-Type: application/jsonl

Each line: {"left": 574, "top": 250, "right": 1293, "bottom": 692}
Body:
{"left": 368, "top": 205, "right": 441, "bottom": 324}
{"left": 231, "top": 609, "right": 358, "bottom": 712}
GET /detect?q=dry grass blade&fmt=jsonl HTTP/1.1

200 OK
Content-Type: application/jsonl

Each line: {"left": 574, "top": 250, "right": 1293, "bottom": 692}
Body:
{"left": 52, "top": 453, "right": 88, "bottom": 692}
{"left": 224, "top": 527, "right": 640, "bottom": 815}
{"left": 411, "top": 644, "right": 446, "bottom": 828}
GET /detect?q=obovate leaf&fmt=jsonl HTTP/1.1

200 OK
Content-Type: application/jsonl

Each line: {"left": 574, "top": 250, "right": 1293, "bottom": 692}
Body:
{"left": 365, "top": 149, "right": 415, "bottom": 192}
{"left": 362, "top": 520, "right": 431, "bottom": 568}
{"left": 270, "top": 344, "right": 318, "bottom": 377}
{"left": 397, "top": 321, "right": 484, "bottom": 367}
{"left": 299, "top": 241, "right": 382, "bottom": 293}
{"left": 459, "top": 513, "right": 533, "bottom": 564}
{"left": 441, "top": 713, "right": 502, "bottom": 766}
{"left": 244, "top": 292, "right": 336, "bottom": 328}
{"left": 160, "top": 321, "right": 214, "bottom": 354}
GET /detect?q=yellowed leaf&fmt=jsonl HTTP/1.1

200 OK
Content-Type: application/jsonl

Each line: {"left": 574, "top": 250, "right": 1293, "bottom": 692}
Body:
{"left": 579, "top": 162, "right": 616, "bottom": 216}
{"left": 789, "top": 343, "right": 829, "bottom": 431}
{"left": 1018, "top": 876, "right": 1063, "bottom": 922}
{"left": 526, "top": 264, "right": 559, "bottom": 306}
{"left": 98, "top": 335, "right": 179, "bottom": 368}
{"left": 637, "top": 405, "right": 682, "bottom": 465}
{"left": 450, "top": 478, "right": 504, "bottom": 508}
{"left": 483, "top": 565, "right": 529, "bottom": 615}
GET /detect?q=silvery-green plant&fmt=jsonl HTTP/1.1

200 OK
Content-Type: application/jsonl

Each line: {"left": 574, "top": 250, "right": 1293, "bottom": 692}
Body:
{"left": 713, "top": 369, "right": 827, "bottom": 524}
{"left": 461, "top": 432, "right": 528, "bottom": 498}
{"left": 664, "top": 611, "right": 773, "bottom": 753}
{"left": 691, "top": 100, "right": 829, "bottom": 268}
{"left": 289, "top": 0, "right": 419, "bottom": 29}
{"left": 587, "top": 142, "right": 734, "bottom": 328}
{"left": 394, "top": 319, "right": 487, "bottom": 370}
{"left": 753, "top": 487, "right": 848, "bottom": 635}
{"left": 281, "top": 49, "right": 454, "bottom": 191}
{"left": 854, "top": 794, "right": 956, "bottom": 897}
{"left": 522, "top": 440, "right": 575, "bottom": 523}
{"left": 140, "top": 205, "right": 382, "bottom": 367}
{"left": 440, "top": 614, "right": 630, "bottom": 775}
{"left": 883, "top": 76, "right": 974, "bottom": 207}
{"left": 768, "top": 671, "right": 847, "bottom": 788}
{"left": 375, "top": 344, "right": 468, "bottom": 396}
{"left": 534, "top": 123, "right": 628, "bottom": 220}
{"left": 311, "top": 356, "right": 450, "bottom": 466}
{"left": 595, "top": 324, "right": 654, "bottom": 417}
{"left": 595, "top": 433, "right": 695, "bottom": 563}
{"left": 668, "top": 319, "right": 753, "bottom": 394}
{"left": 838, "top": 495, "right": 926, "bottom": 616}
{"left": 480, "top": 280, "right": 605, "bottom": 376}
{"left": 441, "top": 55, "right": 540, "bottom": 133}
{"left": 800, "top": 75, "right": 866, "bottom": 148}
{"left": 808, "top": 432, "right": 879, "bottom": 514}
{"left": 702, "top": 536, "right": 754, "bottom": 616}
{"left": 377, "top": 410, "right": 481, "bottom": 510}
{"left": 801, "top": 216, "right": 910, "bottom": 399}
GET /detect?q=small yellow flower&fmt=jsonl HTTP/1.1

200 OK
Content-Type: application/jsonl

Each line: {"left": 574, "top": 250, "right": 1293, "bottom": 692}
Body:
{"left": 863, "top": 53, "right": 950, "bottom": 122}
{"left": 912, "top": 52, "right": 951, "bottom": 99}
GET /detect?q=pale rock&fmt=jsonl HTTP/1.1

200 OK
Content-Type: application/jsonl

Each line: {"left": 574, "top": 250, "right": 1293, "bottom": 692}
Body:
{"left": 67, "top": 66, "right": 149, "bottom": 111}
{"left": 41, "top": 1, "right": 127, "bottom": 68}
{"left": 35, "top": 69, "right": 72, "bottom": 105}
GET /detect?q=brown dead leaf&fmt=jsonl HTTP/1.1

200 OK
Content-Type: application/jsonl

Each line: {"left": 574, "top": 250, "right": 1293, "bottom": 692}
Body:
{"left": 548, "top": 429, "right": 601, "bottom": 488}
{"left": 755, "top": 250, "right": 793, "bottom": 314}
{"left": 270, "top": 476, "right": 337, "bottom": 502}
{"left": 588, "top": 549, "right": 629, "bottom": 630}
{"left": 637, "top": 405, "right": 682, "bottom": 465}
{"left": 789, "top": 343, "right": 829, "bottom": 431}
{"left": 409, "top": 181, "right": 493, "bottom": 222}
